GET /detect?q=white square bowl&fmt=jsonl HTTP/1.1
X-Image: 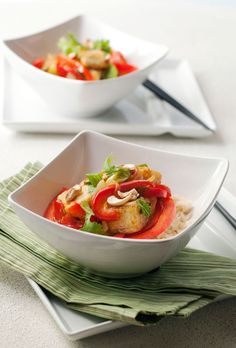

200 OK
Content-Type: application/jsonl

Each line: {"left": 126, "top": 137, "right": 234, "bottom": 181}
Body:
{"left": 2, "top": 15, "right": 168, "bottom": 118}
{"left": 8, "top": 131, "right": 228, "bottom": 278}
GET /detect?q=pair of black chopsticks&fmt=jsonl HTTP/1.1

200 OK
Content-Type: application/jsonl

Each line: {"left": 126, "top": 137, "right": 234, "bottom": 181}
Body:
{"left": 143, "top": 79, "right": 214, "bottom": 132}
{"left": 215, "top": 201, "right": 236, "bottom": 230}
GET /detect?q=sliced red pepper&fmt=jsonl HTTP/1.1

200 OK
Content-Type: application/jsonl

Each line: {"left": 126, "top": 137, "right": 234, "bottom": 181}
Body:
{"left": 80, "top": 64, "right": 93, "bottom": 81}
{"left": 92, "top": 185, "right": 120, "bottom": 221}
{"left": 109, "top": 51, "right": 137, "bottom": 76}
{"left": 32, "top": 58, "right": 44, "bottom": 69}
{"left": 115, "top": 62, "right": 137, "bottom": 76}
{"left": 119, "top": 180, "right": 153, "bottom": 192}
{"left": 128, "top": 197, "right": 176, "bottom": 239}
{"left": 44, "top": 187, "right": 86, "bottom": 229}
{"left": 110, "top": 51, "right": 127, "bottom": 65}
{"left": 66, "top": 201, "right": 86, "bottom": 219}
{"left": 44, "top": 199, "right": 56, "bottom": 221}
{"left": 56, "top": 63, "right": 84, "bottom": 80}
{"left": 114, "top": 233, "right": 126, "bottom": 238}
{"left": 141, "top": 198, "right": 165, "bottom": 232}
{"left": 142, "top": 184, "right": 171, "bottom": 199}
{"left": 56, "top": 63, "right": 68, "bottom": 77}
{"left": 60, "top": 213, "right": 84, "bottom": 229}
{"left": 44, "top": 197, "right": 64, "bottom": 222}
{"left": 57, "top": 55, "right": 93, "bottom": 81}
{"left": 44, "top": 187, "right": 68, "bottom": 222}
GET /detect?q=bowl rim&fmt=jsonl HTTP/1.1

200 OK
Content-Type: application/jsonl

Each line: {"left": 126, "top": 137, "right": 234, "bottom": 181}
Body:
{"left": 8, "top": 130, "right": 229, "bottom": 244}
{"left": 2, "top": 14, "right": 169, "bottom": 85}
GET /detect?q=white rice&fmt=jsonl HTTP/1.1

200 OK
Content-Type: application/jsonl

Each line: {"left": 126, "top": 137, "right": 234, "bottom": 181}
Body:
{"left": 157, "top": 196, "right": 193, "bottom": 239}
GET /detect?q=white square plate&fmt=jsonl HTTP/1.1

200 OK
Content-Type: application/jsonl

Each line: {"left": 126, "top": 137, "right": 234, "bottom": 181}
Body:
{"left": 27, "top": 187, "right": 235, "bottom": 340}
{"left": 1, "top": 58, "right": 216, "bottom": 137}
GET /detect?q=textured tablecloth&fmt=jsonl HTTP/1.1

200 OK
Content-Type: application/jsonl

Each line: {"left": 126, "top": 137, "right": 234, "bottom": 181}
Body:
{"left": 1, "top": 0, "right": 236, "bottom": 347}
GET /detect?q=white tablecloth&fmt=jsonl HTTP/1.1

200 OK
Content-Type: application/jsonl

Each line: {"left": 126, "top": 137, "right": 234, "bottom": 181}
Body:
{"left": 0, "top": 1, "right": 236, "bottom": 347}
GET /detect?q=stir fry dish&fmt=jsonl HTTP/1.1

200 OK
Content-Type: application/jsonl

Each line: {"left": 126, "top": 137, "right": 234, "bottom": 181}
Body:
{"left": 44, "top": 157, "right": 179, "bottom": 239}
{"left": 32, "top": 33, "right": 137, "bottom": 81}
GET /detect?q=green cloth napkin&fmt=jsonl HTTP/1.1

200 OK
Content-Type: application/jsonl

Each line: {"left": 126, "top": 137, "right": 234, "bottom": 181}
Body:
{"left": 1, "top": 163, "right": 236, "bottom": 326}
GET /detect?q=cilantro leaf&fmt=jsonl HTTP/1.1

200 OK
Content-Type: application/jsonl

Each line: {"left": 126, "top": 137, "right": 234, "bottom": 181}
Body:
{"left": 93, "top": 39, "right": 111, "bottom": 53}
{"left": 102, "top": 155, "right": 116, "bottom": 176}
{"left": 82, "top": 219, "right": 104, "bottom": 234}
{"left": 80, "top": 201, "right": 104, "bottom": 234}
{"left": 104, "top": 64, "right": 118, "bottom": 79}
{"left": 102, "top": 155, "right": 132, "bottom": 182}
{"left": 86, "top": 173, "right": 102, "bottom": 187}
{"left": 103, "top": 155, "right": 113, "bottom": 171}
{"left": 58, "top": 32, "right": 81, "bottom": 55}
{"left": 137, "top": 198, "right": 151, "bottom": 217}
{"left": 80, "top": 200, "right": 93, "bottom": 215}
{"left": 113, "top": 167, "right": 131, "bottom": 183}
{"left": 138, "top": 164, "right": 148, "bottom": 167}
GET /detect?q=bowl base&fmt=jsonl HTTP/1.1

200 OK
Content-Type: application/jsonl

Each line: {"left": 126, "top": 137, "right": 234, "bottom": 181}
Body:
{"left": 85, "top": 266, "right": 160, "bottom": 279}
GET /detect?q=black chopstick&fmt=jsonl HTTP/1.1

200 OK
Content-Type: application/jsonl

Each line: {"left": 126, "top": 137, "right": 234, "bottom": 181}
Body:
{"left": 143, "top": 79, "right": 214, "bottom": 132}
{"left": 215, "top": 201, "right": 236, "bottom": 230}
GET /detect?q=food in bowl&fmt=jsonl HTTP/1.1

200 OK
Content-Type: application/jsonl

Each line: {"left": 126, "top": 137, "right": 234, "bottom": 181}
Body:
{"left": 3, "top": 15, "right": 168, "bottom": 117}
{"left": 44, "top": 156, "right": 192, "bottom": 239}
{"left": 32, "top": 33, "right": 137, "bottom": 81}
{"left": 8, "top": 131, "right": 228, "bottom": 276}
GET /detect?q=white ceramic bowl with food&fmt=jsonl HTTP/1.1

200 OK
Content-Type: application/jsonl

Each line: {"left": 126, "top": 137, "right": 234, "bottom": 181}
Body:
{"left": 8, "top": 131, "right": 228, "bottom": 278}
{"left": 2, "top": 15, "right": 168, "bottom": 118}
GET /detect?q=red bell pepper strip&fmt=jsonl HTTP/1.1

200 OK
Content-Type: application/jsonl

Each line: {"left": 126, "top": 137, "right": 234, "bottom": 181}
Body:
{"left": 128, "top": 197, "right": 176, "bottom": 239}
{"left": 119, "top": 181, "right": 171, "bottom": 199}
{"left": 56, "top": 63, "right": 68, "bottom": 77}
{"left": 32, "top": 58, "right": 44, "bottom": 69}
{"left": 44, "top": 197, "right": 64, "bottom": 222}
{"left": 66, "top": 201, "right": 86, "bottom": 219}
{"left": 115, "top": 62, "right": 137, "bottom": 76}
{"left": 44, "top": 187, "right": 86, "bottom": 229}
{"left": 119, "top": 180, "right": 153, "bottom": 192}
{"left": 109, "top": 51, "right": 137, "bottom": 76}
{"left": 110, "top": 51, "right": 127, "bottom": 65}
{"left": 140, "top": 198, "right": 165, "bottom": 232}
{"left": 142, "top": 184, "right": 171, "bottom": 199}
{"left": 114, "top": 233, "right": 126, "bottom": 238}
{"left": 79, "top": 64, "right": 93, "bottom": 81}
{"left": 92, "top": 185, "right": 120, "bottom": 221}
{"left": 57, "top": 55, "right": 93, "bottom": 81}
{"left": 57, "top": 62, "right": 84, "bottom": 80}
{"left": 60, "top": 214, "right": 84, "bottom": 229}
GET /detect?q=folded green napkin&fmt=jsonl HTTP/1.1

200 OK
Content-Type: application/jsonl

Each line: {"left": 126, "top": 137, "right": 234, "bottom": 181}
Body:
{"left": 1, "top": 163, "right": 236, "bottom": 326}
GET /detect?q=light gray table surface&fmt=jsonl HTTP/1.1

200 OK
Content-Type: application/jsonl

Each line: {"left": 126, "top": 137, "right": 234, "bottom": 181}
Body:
{"left": 0, "top": 0, "right": 236, "bottom": 347}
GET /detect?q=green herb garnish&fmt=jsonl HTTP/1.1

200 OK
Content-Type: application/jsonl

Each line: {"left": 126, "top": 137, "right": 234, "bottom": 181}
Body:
{"left": 138, "top": 164, "right": 148, "bottom": 167}
{"left": 113, "top": 167, "right": 131, "bottom": 183}
{"left": 86, "top": 173, "right": 102, "bottom": 187}
{"left": 58, "top": 33, "right": 81, "bottom": 55}
{"left": 137, "top": 198, "right": 151, "bottom": 217}
{"left": 80, "top": 201, "right": 104, "bottom": 234}
{"left": 104, "top": 64, "right": 118, "bottom": 79}
{"left": 93, "top": 39, "right": 111, "bottom": 53}
{"left": 102, "top": 155, "right": 131, "bottom": 182}
{"left": 102, "top": 155, "right": 117, "bottom": 176}
{"left": 85, "top": 155, "right": 118, "bottom": 188}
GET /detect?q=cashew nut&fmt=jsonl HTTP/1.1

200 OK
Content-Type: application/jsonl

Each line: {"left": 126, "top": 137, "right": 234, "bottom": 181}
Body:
{"left": 65, "top": 184, "right": 82, "bottom": 202}
{"left": 107, "top": 188, "right": 139, "bottom": 207}
{"left": 122, "top": 164, "right": 136, "bottom": 170}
